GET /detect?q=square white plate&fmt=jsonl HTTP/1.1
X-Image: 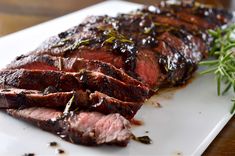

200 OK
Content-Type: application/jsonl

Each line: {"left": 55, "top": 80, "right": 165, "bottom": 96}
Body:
{"left": 0, "top": 1, "right": 234, "bottom": 156}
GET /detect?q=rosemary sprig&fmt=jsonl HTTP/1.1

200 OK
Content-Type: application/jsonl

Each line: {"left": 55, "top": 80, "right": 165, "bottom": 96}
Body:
{"left": 199, "top": 24, "right": 235, "bottom": 114}
{"left": 103, "top": 28, "right": 133, "bottom": 44}
{"left": 64, "top": 39, "right": 90, "bottom": 52}
{"left": 63, "top": 94, "right": 75, "bottom": 115}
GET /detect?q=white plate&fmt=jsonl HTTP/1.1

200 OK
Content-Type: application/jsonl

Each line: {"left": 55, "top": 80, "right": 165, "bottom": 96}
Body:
{"left": 0, "top": 1, "right": 234, "bottom": 156}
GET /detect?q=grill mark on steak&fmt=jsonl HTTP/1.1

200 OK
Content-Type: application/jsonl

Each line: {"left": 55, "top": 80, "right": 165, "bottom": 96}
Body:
{"left": 0, "top": 88, "right": 141, "bottom": 119}
{"left": 7, "top": 108, "right": 132, "bottom": 146}
{"left": 0, "top": 69, "right": 150, "bottom": 102}
{"left": 6, "top": 54, "right": 147, "bottom": 88}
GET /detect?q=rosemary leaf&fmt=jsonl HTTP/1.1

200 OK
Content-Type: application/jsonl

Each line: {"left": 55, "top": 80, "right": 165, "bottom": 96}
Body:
{"left": 199, "top": 67, "right": 217, "bottom": 75}
{"left": 217, "top": 75, "right": 221, "bottom": 96}
{"left": 230, "top": 99, "right": 235, "bottom": 114}
{"left": 199, "top": 60, "right": 219, "bottom": 66}
{"left": 222, "top": 83, "right": 232, "bottom": 95}
{"left": 208, "top": 29, "right": 219, "bottom": 37}
{"left": 104, "top": 36, "right": 116, "bottom": 43}
{"left": 63, "top": 94, "right": 75, "bottom": 115}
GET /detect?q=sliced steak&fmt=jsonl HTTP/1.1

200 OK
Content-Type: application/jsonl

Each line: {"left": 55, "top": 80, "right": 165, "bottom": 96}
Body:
{"left": 7, "top": 108, "right": 132, "bottom": 146}
{"left": 0, "top": 69, "right": 150, "bottom": 102}
{"left": 0, "top": 88, "right": 141, "bottom": 119}
{"left": 7, "top": 54, "right": 147, "bottom": 88}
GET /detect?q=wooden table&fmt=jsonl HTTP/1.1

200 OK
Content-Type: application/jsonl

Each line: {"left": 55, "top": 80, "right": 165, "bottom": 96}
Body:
{"left": 0, "top": 0, "right": 234, "bottom": 155}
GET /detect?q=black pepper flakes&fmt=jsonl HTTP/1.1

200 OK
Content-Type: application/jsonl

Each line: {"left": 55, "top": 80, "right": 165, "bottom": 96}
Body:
{"left": 58, "top": 31, "right": 69, "bottom": 39}
{"left": 23, "top": 153, "right": 35, "bottom": 156}
{"left": 56, "top": 149, "right": 65, "bottom": 154}
{"left": 48, "top": 141, "right": 58, "bottom": 147}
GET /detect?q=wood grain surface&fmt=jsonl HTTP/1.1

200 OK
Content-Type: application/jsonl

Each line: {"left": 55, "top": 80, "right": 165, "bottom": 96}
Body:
{"left": 0, "top": 0, "right": 234, "bottom": 155}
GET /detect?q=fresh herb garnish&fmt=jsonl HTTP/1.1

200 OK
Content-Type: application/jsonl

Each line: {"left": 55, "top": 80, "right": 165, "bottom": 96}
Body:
{"left": 52, "top": 38, "right": 71, "bottom": 48}
{"left": 104, "top": 36, "right": 116, "bottom": 43}
{"left": 103, "top": 28, "right": 133, "bottom": 44}
{"left": 143, "top": 27, "right": 152, "bottom": 34}
{"left": 199, "top": 24, "right": 235, "bottom": 113}
{"left": 64, "top": 39, "right": 90, "bottom": 52}
{"left": 63, "top": 94, "right": 75, "bottom": 115}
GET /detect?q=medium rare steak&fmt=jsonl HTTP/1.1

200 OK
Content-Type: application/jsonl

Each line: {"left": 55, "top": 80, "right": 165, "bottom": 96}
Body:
{"left": 0, "top": 88, "right": 141, "bottom": 119}
{"left": 7, "top": 108, "right": 132, "bottom": 146}
{"left": 0, "top": 69, "right": 150, "bottom": 102}
{"left": 6, "top": 54, "right": 147, "bottom": 88}
{"left": 23, "top": 2, "right": 232, "bottom": 89}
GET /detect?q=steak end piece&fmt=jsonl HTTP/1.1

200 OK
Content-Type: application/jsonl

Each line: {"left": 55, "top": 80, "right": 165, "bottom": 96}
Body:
{"left": 7, "top": 108, "right": 132, "bottom": 146}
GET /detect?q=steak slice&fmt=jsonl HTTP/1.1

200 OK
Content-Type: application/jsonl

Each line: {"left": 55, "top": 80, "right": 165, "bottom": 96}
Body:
{"left": 0, "top": 69, "right": 150, "bottom": 102}
{"left": 0, "top": 88, "right": 141, "bottom": 119}
{"left": 7, "top": 54, "right": 147, "bottom": 88}
{"left": 7, "top": 108, "right": 132, "bottom": 146}
{"left": 0, "top": 88, "right": 72, "bottom": 108}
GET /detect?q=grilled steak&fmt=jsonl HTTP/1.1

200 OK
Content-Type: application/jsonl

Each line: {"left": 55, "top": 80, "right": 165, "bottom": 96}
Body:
{"left": 0, "top": 88, "right": 141, "bottom": 119}
{"left": 7, "top": 108, "right": 132, "bottom": 146}
{"left": 7, "top": 54, "right": 147, "bottom": 88}
{"left": 26, "top": 2, "right": 232, "bottom": 88}
{"left": 0, "top": 69, "right": 150, "bottom": 102}
{"left": 1, "top": 1, "right": 233, "bottom": 148}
